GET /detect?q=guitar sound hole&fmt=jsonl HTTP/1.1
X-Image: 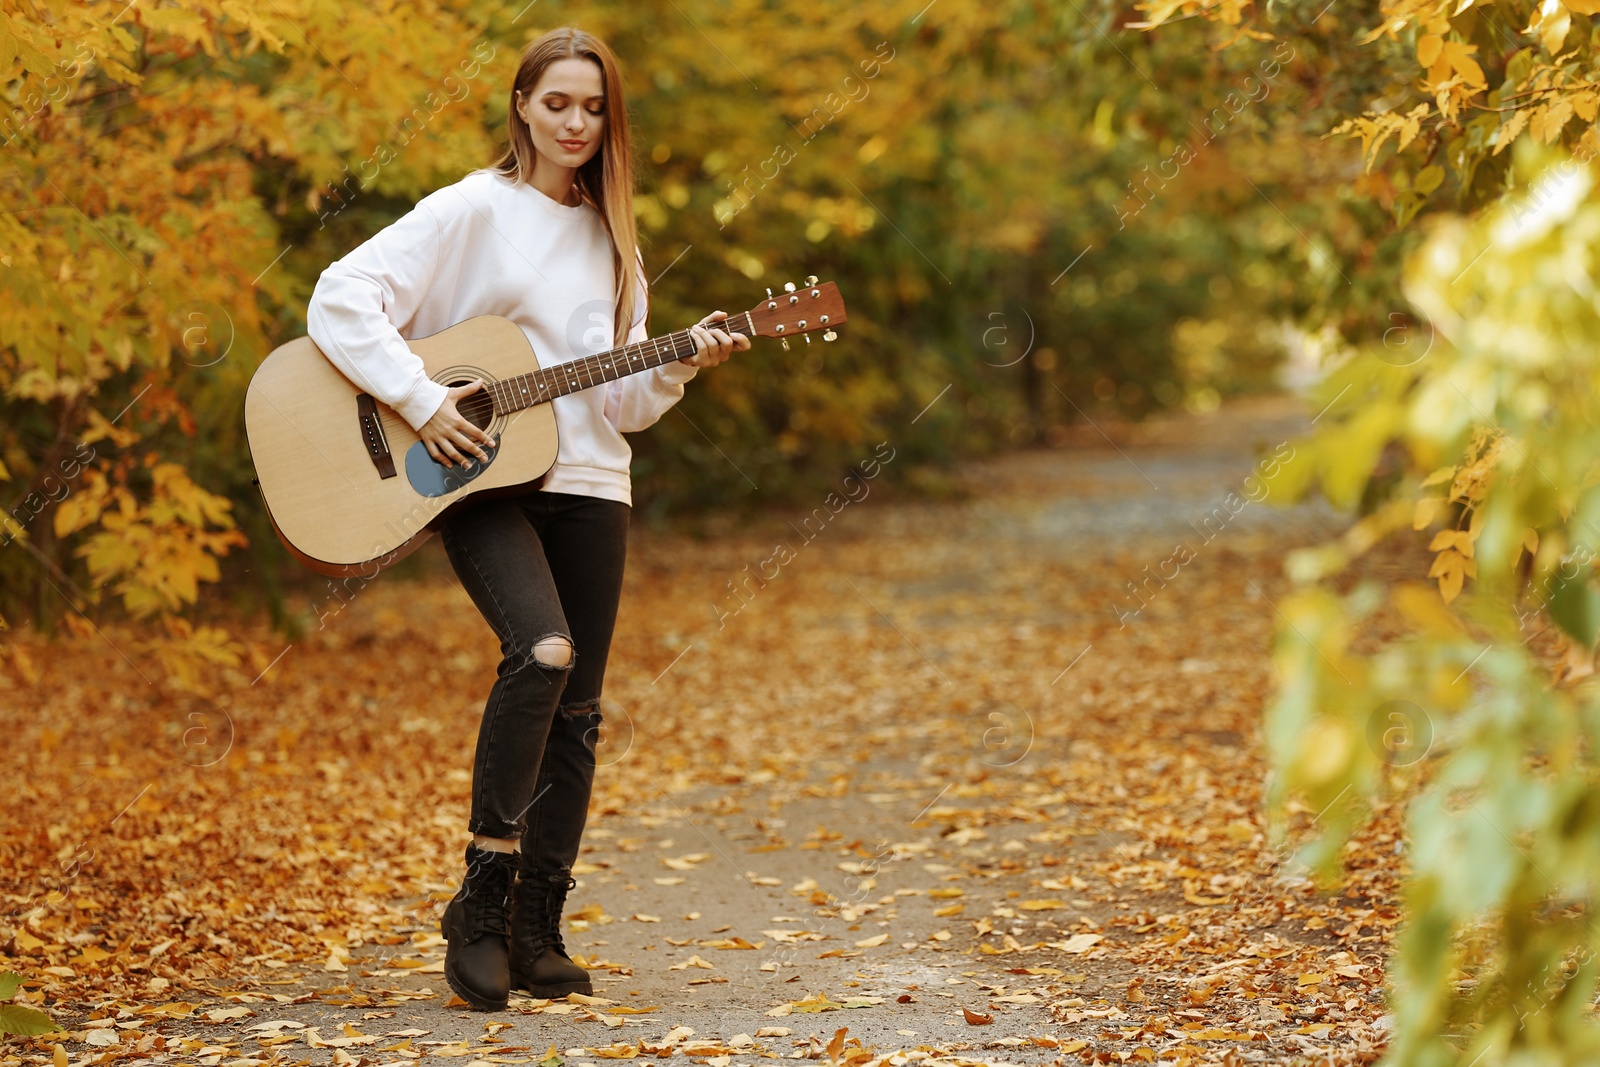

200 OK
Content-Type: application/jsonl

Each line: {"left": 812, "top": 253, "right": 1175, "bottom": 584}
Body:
{"left": 449, "top": 377, "right": 495, "bottom": 430}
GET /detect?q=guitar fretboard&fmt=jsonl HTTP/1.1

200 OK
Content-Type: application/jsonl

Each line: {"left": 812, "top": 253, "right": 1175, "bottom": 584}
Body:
{"left": 485, "top": 313, "right": 755, "bottom": 414}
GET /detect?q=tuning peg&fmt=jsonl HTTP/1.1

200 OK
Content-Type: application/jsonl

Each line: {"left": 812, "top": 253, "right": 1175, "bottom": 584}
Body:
{"left": 823, "top": 329, "right": 837, "bottom": 342}
{"left": 783, "top": 281, "right": 796, "bottom": 293}
{"left": 804, "top": 275, "right": 818, "bottom": 286}
{"left": 781, "top": 338, "right": 790, "bottom": 351}
{"left": 803, "top": 333, "right": 811, "bottom": 343}
{"left": 765, "top": 287, "right": 773, "bottom": 299}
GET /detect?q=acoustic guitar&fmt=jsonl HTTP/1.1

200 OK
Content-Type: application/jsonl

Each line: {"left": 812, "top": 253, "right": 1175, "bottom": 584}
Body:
{"left": 244, "top": 279, "right": 846, "bottom": 577}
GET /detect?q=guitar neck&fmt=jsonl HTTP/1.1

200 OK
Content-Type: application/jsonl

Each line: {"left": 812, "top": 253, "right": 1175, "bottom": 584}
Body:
{"left": 485, "top": 313, "right": 755, "bottom": 415}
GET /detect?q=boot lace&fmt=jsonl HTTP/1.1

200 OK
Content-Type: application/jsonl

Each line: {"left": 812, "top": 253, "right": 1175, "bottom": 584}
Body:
{"left": 519, "top": 870, "right": 577, "bottom": 956}
{"left": 543, "top": 872, "right": 577, "bottom": 955}
{"left": 456, "top": 851, "right": 515, "bottom": 941}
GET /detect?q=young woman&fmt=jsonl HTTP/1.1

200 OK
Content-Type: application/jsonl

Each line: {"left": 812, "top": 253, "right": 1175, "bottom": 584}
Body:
{"left": 305, "top": 27, "right": 749, "bottom": 1011}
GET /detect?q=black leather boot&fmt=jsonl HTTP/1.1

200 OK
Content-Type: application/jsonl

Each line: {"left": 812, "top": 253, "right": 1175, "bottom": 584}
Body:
{"left": 441, "top": 844, "right": 518, "bottom": 1011}
{"left": 509, "top": 869, "right": 592, "bottom": 997}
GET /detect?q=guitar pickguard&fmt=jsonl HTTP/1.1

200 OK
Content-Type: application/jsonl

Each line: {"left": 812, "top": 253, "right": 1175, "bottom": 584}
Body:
{"left": 404, "top": 433, "right": 503, "bottom": 497}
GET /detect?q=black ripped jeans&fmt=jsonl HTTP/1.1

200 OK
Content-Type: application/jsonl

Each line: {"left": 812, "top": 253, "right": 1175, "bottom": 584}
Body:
{"left": 438, "top": 489, "right": 628, "bottom": 881}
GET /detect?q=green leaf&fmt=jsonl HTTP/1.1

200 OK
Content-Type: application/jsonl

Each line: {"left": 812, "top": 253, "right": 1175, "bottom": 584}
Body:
{"left": 1505, "top": 48, "right": 1534, "bottom": 86}
{"left": 1319, "top": 400, "right": 1397, "bottom": 510}
{"left": 1415, "top": 164, "right": 1445, "bottom": 195}
{"left": 0, "top": 1002, "right": 61, "bottom": 1037}
{"left": 1548, "top": 575, "right": 1600, "bottom": 645}
{"left": 0, "top": 972, "right": 20, "bottom": 999}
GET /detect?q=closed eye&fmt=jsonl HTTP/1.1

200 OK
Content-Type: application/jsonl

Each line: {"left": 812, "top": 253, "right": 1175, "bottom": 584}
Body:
{"left": 544, "top": 102, "right": 606, "bottom": 115}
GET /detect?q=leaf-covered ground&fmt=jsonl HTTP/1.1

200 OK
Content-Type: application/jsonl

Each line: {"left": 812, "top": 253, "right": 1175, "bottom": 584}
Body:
{"left": 3, "top": 397, "right": 1405, "bottom": 1066}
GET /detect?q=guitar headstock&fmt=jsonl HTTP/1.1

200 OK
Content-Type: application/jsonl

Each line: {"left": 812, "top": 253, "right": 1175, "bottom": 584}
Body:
{"left": 744, "top": 276, "right": 847, "bottom": 348}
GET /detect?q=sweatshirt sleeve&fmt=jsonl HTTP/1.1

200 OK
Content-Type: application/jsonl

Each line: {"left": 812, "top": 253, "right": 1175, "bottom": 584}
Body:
{"left": 603, "top": 259, "right": 698, "bottom": 434}
{"left": 305, "top": 199, "right": 453, "bottom": 432}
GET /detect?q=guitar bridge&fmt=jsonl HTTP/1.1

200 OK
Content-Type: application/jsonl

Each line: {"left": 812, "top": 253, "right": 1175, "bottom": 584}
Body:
{"left": 356, "top": 393, "right": 397, "bottom": 479}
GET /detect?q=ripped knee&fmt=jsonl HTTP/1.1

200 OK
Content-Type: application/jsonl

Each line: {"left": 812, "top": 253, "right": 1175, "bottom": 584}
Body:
{"left": 533, "top": 634, "right": 573, "bottom": 669}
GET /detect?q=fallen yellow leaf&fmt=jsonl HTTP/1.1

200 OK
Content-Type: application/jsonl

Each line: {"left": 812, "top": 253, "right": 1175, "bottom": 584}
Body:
{"left": 667, "top": 954, "right": 714, "bottom": 971}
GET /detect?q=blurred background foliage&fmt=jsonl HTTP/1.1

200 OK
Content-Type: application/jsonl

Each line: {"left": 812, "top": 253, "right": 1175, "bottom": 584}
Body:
{"left": 11, "top": 0, "right": 1600, "bottom": 1060}
{"left": 1, "top": 0, "right": 1355, "bottom": 643}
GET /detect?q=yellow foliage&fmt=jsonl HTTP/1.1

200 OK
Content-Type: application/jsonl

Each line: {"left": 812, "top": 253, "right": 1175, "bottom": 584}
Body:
{"left": 1, "top": 0, "right": 518, "bottom": 633}
{"left": 1140, "top": 0, "right": 1600, "bottom": 201}
{"left": 1392, "top": 581, "right": 1467, "bottom": 636}
{"left": 1266, "top": 155, "right": 1600, "bottom": 1058}
{"left": 74, "top": 464, "right": 246, "bottom": 619}
{"left": 1330, "top": 105, "right": 1430, "bottom": 173}
{"left": 140, "top": 618, "right": 245, "bottom": 696}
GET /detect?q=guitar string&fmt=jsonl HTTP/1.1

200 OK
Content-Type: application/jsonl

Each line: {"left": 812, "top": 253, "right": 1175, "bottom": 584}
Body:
{"left": 367, "top": 321, "right": 746, "bottom": 445}
{"left": 372, "top": 296, "right": 832, "bottom": 444}
{"left": 479, "top": 312, "right": 766, "bottom": 418}
{"left": 491, "top": 318, "right": 752, "bottom": 414}
{"left": 492, "top": 289, "right": 839, "bottom": 411}
{"left": 471, "top": 330, "right": 698, "bottom": 421}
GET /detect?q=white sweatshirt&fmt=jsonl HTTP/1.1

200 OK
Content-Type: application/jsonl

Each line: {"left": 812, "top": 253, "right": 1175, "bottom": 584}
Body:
{"left": 305, "top": 167, "right": 697, "bottom": 506}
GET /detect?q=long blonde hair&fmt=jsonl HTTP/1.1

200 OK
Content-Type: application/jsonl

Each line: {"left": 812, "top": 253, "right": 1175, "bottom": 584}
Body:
{"left": 489, "top": 27, "right": 644, "bottom": 349}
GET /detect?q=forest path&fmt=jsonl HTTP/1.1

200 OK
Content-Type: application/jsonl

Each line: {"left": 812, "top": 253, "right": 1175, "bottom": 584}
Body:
{"left": 3, "top": 395, "right": 1392, "bottom": 1067}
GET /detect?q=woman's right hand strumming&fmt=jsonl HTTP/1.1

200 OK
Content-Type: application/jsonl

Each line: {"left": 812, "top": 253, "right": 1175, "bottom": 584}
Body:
{"left": 419, "top": 377, "right": 498, "bottom": 469}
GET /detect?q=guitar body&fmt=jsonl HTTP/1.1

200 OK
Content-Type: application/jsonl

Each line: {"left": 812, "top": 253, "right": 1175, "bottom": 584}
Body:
{"left": 246, "top": 279, "right": 847, "bottom": 577}
{"left": 245, "top": 316, "right": 556, "bottom": 577}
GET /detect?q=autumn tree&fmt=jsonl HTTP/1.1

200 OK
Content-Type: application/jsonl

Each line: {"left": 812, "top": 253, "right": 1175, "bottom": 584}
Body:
{"left": 4, "top": 0, "right": 1302, "bottom": 655}
{"left": 0, "top": 0, "right": 511, "bottom": 676}
{"left": 1131, "top": 0, "right": 1600, "bottom": 1059}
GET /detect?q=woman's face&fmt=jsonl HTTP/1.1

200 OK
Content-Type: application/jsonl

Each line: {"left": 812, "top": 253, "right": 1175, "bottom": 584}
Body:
{"left": 516, "top": 57, "right": 606, "bottom": 171}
